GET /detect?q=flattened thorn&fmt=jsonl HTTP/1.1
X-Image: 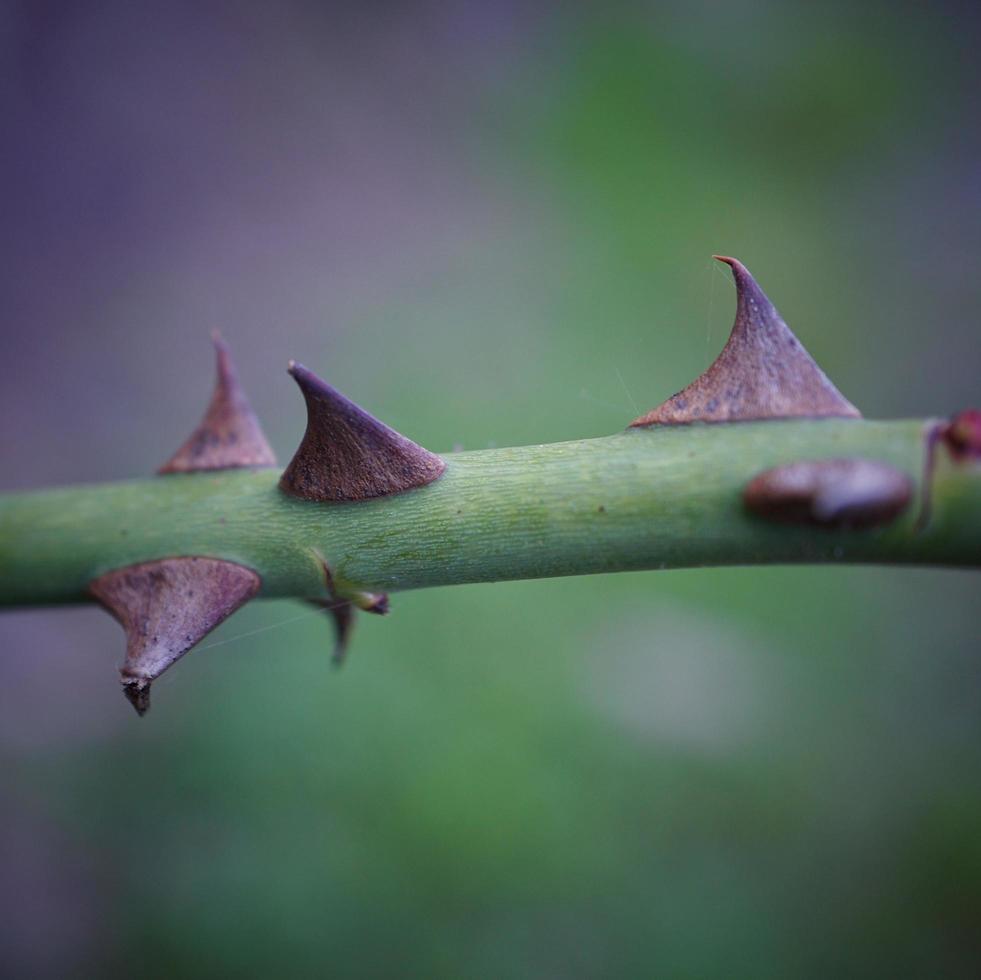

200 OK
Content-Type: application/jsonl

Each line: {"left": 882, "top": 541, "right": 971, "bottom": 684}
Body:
{"left": 744, "top": 458, "right": 912, "bottom": 528}
{"left": 89, "top": 557, "right": 261, "bottom": 716}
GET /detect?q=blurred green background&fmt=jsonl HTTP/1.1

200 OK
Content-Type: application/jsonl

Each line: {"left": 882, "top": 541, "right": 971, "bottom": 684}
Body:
{"left": 1, "top": 2, "right": 979, "bottom": 977}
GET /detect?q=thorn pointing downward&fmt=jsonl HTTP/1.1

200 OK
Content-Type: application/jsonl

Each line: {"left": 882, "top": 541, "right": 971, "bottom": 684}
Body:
{"left": 158, "top": 334, "right": 278, "bottom": 474}
{"left": 307, "top": 555, "right": 390, "bottom": 665}
{"left": 631, "top": 257, "right": 861, "bottom": 426}
{"left": 279, "top": 362, "right": 445, "bottom": 502}
{"left": 315, "top": 598, "right": 355, "bottom": 666}
{"left": 89, "top": 557, "right": 261, "bottom": 715}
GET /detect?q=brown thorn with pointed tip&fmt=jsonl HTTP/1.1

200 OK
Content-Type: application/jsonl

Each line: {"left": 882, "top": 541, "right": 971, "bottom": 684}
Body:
{"left": 743, "top": 458, "right": 912, "bottom": 528}
{"left": 631, "top": 257, "right": 861, "bottom": 427}
{"left": 279, "top": 361, "right": 445, "bottom": 502}
{"left": 158, "top": 333, "right": 278, "bottom": 473}
{"left": 89, "top": 557, "right": 261, "bottom": 715}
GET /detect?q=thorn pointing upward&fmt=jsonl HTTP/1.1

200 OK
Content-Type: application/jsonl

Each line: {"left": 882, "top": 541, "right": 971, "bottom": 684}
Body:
{"left": 158, "top": 333, "right": 277, "bottom": 474}
{"left": 279, "top": 362, "right": 445, "bottom": 502}
{"left": 631, "top": 257, "right": 861, "bottom": 427}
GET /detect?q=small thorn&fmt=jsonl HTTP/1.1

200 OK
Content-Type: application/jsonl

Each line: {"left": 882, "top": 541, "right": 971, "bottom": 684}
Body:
{"left": 90, "top": 557, "right": 261, "bottom": 711}
{"left": 307, "top": 556, "right": 391, "bottom": 663}
{"left": 744, "top": 458, "right": 912, "bottom": 528}
{"left": 158, "top": 335, "right": 278, "bottom": 474}
{"left": 631, "top": 257, "right": 861, "bottom": 427}
{"left": 279, "top": 361, "right": 445, "bottom": 502}
{"left": 329, "top": 601, "right": 354, "bottom": 666}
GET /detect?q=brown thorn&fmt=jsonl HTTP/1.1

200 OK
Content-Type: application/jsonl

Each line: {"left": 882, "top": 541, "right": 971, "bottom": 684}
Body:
{"left": 89, "top": 557, "right": 261, "bottom": 715}
{"left": 744, "top": 458, "right": 912, "bottom": 528}
{"left": 631, "top": 257, "right": 861, "bottom": 426}
{"left": 279, "top": 361, "right": 445, "bottom": 502}
{"left": 158, "top": 334, "right": 278, "bottom": 474}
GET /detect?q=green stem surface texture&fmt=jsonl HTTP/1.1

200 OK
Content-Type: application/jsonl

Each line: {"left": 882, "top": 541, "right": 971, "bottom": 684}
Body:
{"left": 1, "top": 419, "right": 978, "bottom": 608}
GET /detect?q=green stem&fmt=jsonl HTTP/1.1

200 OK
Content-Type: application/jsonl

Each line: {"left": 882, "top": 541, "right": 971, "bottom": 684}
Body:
{"left": 1, "top": 418, "right": 977, "bottom": 608}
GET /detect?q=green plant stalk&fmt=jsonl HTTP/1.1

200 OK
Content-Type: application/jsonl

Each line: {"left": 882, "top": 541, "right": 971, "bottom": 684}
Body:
{"left": 1, "top": 418, "right": 977, "bottom": 608}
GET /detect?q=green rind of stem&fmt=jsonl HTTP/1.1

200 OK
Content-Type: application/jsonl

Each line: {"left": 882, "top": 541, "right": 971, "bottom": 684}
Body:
{"left": 0, "top": 418, "right": 977, "bottom": 608}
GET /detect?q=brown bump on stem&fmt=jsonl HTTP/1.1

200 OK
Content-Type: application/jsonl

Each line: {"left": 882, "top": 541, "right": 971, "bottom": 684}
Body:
{"left": 943, "top": 409, "right": 981, "bottom": 461}
{"left": 158, "top": 333, "right": 278, "bottom": 473}
{"left": 744, "top": 458, "right": 912, "bottom": 528}
{"left": 631, "top": 257, "right": 861, "bottom": 427}
{"left": 279, "top": 362, "right": 445, "bottom": 501}
{"left": 917, "top": 410, "right": 981, "bottom": 530}
{"left": 89, "top": 557, "right": 261, "bottom": 715}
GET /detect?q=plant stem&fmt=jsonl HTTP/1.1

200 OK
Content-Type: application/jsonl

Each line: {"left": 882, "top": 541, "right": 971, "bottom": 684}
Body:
{"left": 1, "top": 418, "right": 978, "bottom": 608}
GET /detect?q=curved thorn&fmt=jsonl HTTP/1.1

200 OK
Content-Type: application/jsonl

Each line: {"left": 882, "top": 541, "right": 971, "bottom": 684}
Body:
{"left": 631, "top": 257, "right": 861, "bottom": 426}
{"left": 279, "top": 362, "right": 445, "bottom": 502}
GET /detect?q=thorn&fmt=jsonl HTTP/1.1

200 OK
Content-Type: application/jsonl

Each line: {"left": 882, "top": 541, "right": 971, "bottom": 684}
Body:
{"left": 279, "top": 362, "right": 445, "bottom": 501}
{"left": 158, "top": 334, "right": 278, "bottom": 474}
{"left": 743, "top": 458, "right": 912, "bottom": 528}
{"left": 89, "top": 557, "right": 261, "bottom": 714}
{"left": 307, "top": 553, "right": 355, "bottom": 664}
{"left": 307, "top": 555, "right": 391, "bottom": 663}
{"left": 303, "top": 596, "right": 355, "bottom": 665}
{"left": 329, "top": 600, "right": 355, "bottom": 665}
{"left": 631, "top": 257, "right": 861, "bottom": 426}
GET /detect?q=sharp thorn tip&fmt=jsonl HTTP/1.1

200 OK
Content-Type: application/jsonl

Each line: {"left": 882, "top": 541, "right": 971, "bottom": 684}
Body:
{"left": 122, "top": 679, "right": 151, "bottom": 716}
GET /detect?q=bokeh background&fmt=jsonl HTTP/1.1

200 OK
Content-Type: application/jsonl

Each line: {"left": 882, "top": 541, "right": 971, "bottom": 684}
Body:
{"left": 1, "top": 2, "right": 979, "bottom": 977}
